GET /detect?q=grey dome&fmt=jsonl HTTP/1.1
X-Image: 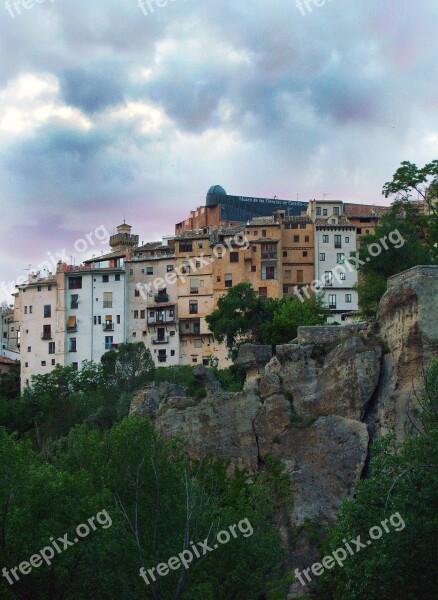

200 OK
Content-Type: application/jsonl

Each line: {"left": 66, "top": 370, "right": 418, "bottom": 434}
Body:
{"left": 206, "top": 185, "right": 227, "bottom": 205}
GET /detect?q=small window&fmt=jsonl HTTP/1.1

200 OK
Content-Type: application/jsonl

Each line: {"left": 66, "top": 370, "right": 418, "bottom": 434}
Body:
{"left": 140, "top": 310, "right": 145, "bottom": 319}
{"left": 171, "top": 350, "right": 175, "bottom": 356}
{"left": 41, "top": 361, "right": 46, "bottom": 367}
{"left": 48, "top": 342, "right": 55, "bottom": 354}
{"left": 323, "top": 235, "right": 329, "bottom": 243}
{"left": 25, "top": 362, "right": 28, "bottom": 368}
{"left": 345, "top": 294, "right": 352, "bottom": 303}
{"left": 230, "top": 252, "right": 239, "bottom": 263}
{"left": 51, "top": 359, "right": 56, "bottom": 365}
{"left": 37, "top": 286, "right": 42, "bottom": 292}
{"left": 225, "top": 274, "right": 232, "bottom": 288}
{"left": 194, "top": 339, "right": 202, "bottom": 348}
{"left": 68, "top": 277, "right": 82, "bottom": 290}
{"left": 135, "top": 289, "right": 140, "bottom": 297}
{"left": 334, "top": 207, "right": 340, "bottom": 216}
{"left": 283, "top": 251, "right": 287, "bottom": 257}
{"left": 320, "top": 253, "right": 326, "bottom": 261}
{"left": 316, "top": 207, "right": 321, "bottom": 215}
{"left": 115, "top": 274, "right": 121, "bottom": 281}
{"left": 72, "top": 362, "right": 79, "bottom": 371}
{"left": 102, "top": 275, "right": 109, "bottom": 283}
{"left": 146, "top": 267, "right": 153, "bottom": 275}
{"left": 167, "top": 265, "right": 174, "bottom": 272}
{"left": 305, "top": 236, "right": 309, "bottom": 242}
{"left": 69, "top": 338, "right": 77, "bottom": 352}
{"left": 345, "top": 237, "right": 350, "bottom": 243}
{"left": 29, "top": 306, "right": 32, "bottom": 314}
{"left": 262, "top": 230, "right": 267, "bottom": 237}
{"left": 294, "top": 236, "right": 299, "bottom": 243}
{"left": 340, "top": 272, "right": 346, "bottom": 280}
{"left": 357, "top": 228, "right": 362, "bottom": 234}
{"left": 27, "top": 346, "right": 31, "bottom": 352}
{"left": 258, "top": 287, "right": 267, "bottom": 297}
{"left": 24, "top": 306, "right": 27, "bottom": 314}
{"left": 323, "top": 209, "right": 328, "bottom": 216}
{"left": 216, "top": 276, "right": 221, "bottom": 282}
{"left": 189, "top": 301, "right": 198, "bottom": 314}
{"left": 337, "top": 253, "right": 345, "bottom": 264}
{"left": 130, "top": 269, "right": 134, "bottom": 275}
{"left": 134, "top": 310, "right": 139, "bottom": 319}
{"left": 251, "top": 266, "right": 256, "bottom": 272}
{"left": 44, "top": 305, "right": 51, "bottom": 318}
{"left": 297, "top": 270, "right": 304, "bottom": 283}
{"left": 71, "top": 294, "right": 79, "bottom": 309}
{"left": 103, "top": 292, "right": 112, "bottom": 308}
{"left": 303, "top": 251, "right": 308, "bottom": 257}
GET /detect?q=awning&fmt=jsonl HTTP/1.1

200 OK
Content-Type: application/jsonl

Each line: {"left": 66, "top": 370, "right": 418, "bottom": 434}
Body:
{"left": 105, "top": 315, "right": 113, "bottom": 321}
{"left": 67, "top": 316, "right": 76, "bottom": 327}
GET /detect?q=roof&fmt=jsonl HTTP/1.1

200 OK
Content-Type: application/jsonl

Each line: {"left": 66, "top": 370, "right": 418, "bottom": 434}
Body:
{"left": 285, "top": 215, "right": 313, "bottom": 224}
{"left": 343, "top": 203, "right": 389, "bottom": 218}
{"left": 134, "top": 241, "right": 164, "bottom": 251}
{"left": 247, "top": 216, "right": 279, "bottom": 226}
{"left": 0, "top": 356, "right": 18, "bottom": 365}
{"left": 315, "top": 216, "right": 354, "bottom": 227}
{"left": 17, "top": 275, "right": 56, "bottom": 289}
{"left": 83, "top": 250, "right": 126, "bottom": 264}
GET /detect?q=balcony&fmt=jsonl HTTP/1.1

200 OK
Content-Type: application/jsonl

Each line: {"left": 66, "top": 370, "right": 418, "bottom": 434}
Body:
{"left": 41, "top": 332, "right": 52, "bottom": 340}
{"left": 334, "top": 243, "right": 342, "bottom": 249}
{"left": 152, "top": 336, "right": 169, "bottom": 344}
{"left": 67, "top": 325, "right": 77, "bottom": 333}
{"left": 179, "top": 319, "right": 201, "bottom": 335}
{"left": 103, "top": 324, "right": 114, "bottom": 331}
{"left": 261, "top": 252, "right": 278, "bottom": 260}
{"left": 154, "top": 293, "right": 169, "bottom": 303}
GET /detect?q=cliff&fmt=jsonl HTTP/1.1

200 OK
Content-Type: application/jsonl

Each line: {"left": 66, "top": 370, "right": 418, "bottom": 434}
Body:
{"left": 130, "top": 265, "right": 438, "bottom": 597}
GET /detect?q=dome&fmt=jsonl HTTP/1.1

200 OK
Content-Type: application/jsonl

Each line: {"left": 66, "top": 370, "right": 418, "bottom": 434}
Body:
{"left": 206, "top": 185, "right": 227, "bottom": 205}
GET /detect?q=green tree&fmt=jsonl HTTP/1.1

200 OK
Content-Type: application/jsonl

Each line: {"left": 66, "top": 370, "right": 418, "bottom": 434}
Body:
{"left": 206, "top": 282, "right": 275, "bottom": 351}
{"left": 319, "top": 361, "right": 438, "bottom": 599}
{"left": 101, "top": 342, "right": 154, "bottom": 393}
{"left": 261, "top": 294, "right": 330, "bottom": 346}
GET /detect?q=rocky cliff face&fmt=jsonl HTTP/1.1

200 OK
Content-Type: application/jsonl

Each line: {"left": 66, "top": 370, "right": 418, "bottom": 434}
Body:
{"left": 130, "top": 265, "right": 438, "bottom": 598}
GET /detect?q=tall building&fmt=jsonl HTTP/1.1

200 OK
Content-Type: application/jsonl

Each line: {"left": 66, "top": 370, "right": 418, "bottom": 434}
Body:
{"left": 175, "top": 185, "right": 308, "bottom": 234}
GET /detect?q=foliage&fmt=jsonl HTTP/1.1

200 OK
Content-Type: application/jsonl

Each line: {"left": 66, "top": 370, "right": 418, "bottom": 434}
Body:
{"left": 154, "top": 365, "right": 207, "bottom": 397}
{"left": 101, "top": 342, "right": 155, "bottom": 393}
{"left": 319, "top": 361, "right": 438, "bottom": 599}
{"left": 206, "top": 282, "right": 329, "bottom": 352}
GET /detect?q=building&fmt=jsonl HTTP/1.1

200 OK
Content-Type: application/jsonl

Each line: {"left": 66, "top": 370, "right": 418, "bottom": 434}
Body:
{"left": 175, "top": 185, "right": 308, "bottom": 234}
{"left": 0, "top": 307, "right": 19, "bottom": 360}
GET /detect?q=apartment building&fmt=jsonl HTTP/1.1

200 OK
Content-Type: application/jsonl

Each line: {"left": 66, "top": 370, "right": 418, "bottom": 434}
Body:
{"left": 0, "top": 307, "right": 19, "bottom": 359}
{"left": 126, "top": 241, "right": 180, "bottom": 366}
{"left": 309, "top": 201, "right": 358, "bottom": 320}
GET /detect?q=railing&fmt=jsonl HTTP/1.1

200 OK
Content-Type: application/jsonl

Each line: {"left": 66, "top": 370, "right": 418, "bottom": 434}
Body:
{"left": 103, "top": 302, "right": 113, "bottom": 308}
{"left": 152, "top": 336, "right": 169, "bottom": 344}
{"left": 261, "top": 252, "right": 278, "bottom": 260}
{"left": 154, "top": 293, "right": 169, "bottom": 303}
{"left": 103, "top": 324, "right": 114, "bottom": 331}
{"left": 334, "top": 243, "right": 342, "bottom": 249}
{"left": 41, "top": 333, "right": 52, "bottom": 340}
{"left": 67, "top": 326, "right": 78, "bottom": 333}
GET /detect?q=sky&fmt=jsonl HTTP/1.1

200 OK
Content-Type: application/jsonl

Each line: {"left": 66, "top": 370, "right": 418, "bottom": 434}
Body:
{"left": 0, "top": 0, "right": 437, "bottom": 302}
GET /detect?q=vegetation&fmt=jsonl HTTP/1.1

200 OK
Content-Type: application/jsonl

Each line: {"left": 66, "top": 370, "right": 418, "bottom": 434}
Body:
{"left": 355, "top": 160, "right": 437, "bottom": 317}
{"left": 206, "top": 282, "right": 329, "bottom": 352}
{"left": 319, "top": 361, "right": 438, "bottom": 599}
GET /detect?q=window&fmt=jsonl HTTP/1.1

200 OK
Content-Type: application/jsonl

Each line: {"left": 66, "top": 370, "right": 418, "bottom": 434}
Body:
{"left": 190, "top": 278, "right": 200, "bottom": 294}
{"left": 69, "top": 338, "right": 77, "bottom": 352}
{"left": 337, "top": 253, "right": 345, "bottom": 264}
{"left": 259, "top": 287, "right": 267, "bottom": 297}
{"left": 262, "top": 230, "right": 267, "bottom": 237}
{"left": 324, "top": 271, "right": 333, "bottom": 286}
{"left": 51, "top": 359, "right": 56, "bottom": 366}
{"left": 140, "top": 310, "right": 145, "bottom": 319}
{"left": 334, "top": 207, "right": 340, "bottom": 216}
{"left": 305, "top": 236, "right": 310, "bottom": 242}
{"left": 253, "top": 230, "right": 258, "bottom": 236}
{"left": 102, "top": 275, "right": 109, "bottom": 283}
{"left": 24, "top": 306, "right": 27, "bottom": 314}
{"left": 285, "top": 270, "right": 291, "bottom": 278}
{"left": 323, "top": 235, "right": 329, "bottom": 243}
{"left": 345, "top": 294, "right": 352, "bottom": 303}
{"left": 103, "top": 292, "right": 113, "bottom": 308}
{"left": 251, "top": 266, "right": 256, "bottom": 272}
{"left": 146, "top": 267, "right": 153, "bottom": 275}
{"left": 262, "top": 266, "right": 276, "bottom": 280}
{"left": 283, "top": 251, "right": 288, "bottom": 257}
{"left": 323, "top": 209, "right": 328, "bottom": 216}
{"left": 230, "top": 252, "right": 239, "bottom": 263}
{"left": 297, "top": 270, "right": 304, "bottom": 283}
{"left": 29, "top": 306, "right": 32, "bottom": 314}
{"left": 105, "top": 336, "right": 113, "bottom": 350}
{"left": 345, "top": 237, "right": 350, "bottom": 243}
{"left": 115, "top": 274, "right": 121, "bottom": 281}
{"left": 48, "top": 285, "right": 52, "bottom": 291}
{"left": 98, "top": 316, "right": 101, "bottom": 325}
{"left": 320, "top": 253, "right": 326, "bottom": 261}
{"left": 42, "top": 324, "right": 51, "bottom": 340}
{"left": 293, "top": 235, "right": 299, "bottom": 243}
{"left": 357, "top": 228, "right": 362, "bottom": 234}
{"left": 69, "top": 277, "right": 82, "bottom": 290}
{"left": 167, "top": 265, "right": 174, "bottom": 272}
{"left": 303, "top": 251, "right": 308, "bottom": 257}
{"left": 179, "top": 242, "right": 192, "bottom": 252}
{"left": 316, "top": 207, "right": 321, "bottom": 215}
{"left": 134, "top": 310, "right": 139, "bottom": 319}
{"left": 283, "top": 285, "right": 289, "bottom": 294}
{"left": 71, "top": 294, "right": 79, "bottom": 309}
{"left": 189, "top": 301, "right": 198, "bottom": 314}
{"left": 44, "top": 304, "right": 51, "bottom": 318}
{"left": 72, "top": 362, "right": 79, "bottom": 371}
{"left": 135, "top": 289, "right": 140, "bottom": 297}
{"left": 158, "top": 350, "right": 167, "bottom": 363}
{"left": 334, "top": 235, "right": 342, "bottom": 249}
{"left": 340, "top": 272, "right": 346, "bottom": 280}
{"left": 49, "top": 342, "right": 55, "bottom": 354}
{"left": 216, "top": 276, "right": 221, "bottom": 282}
{"left": 366, "top": 229, "right": 370, "bottom": 234}
{"left": 25, "top": 362, "right": 28, "bottom": 368}
{"left": 37, "top": 286, "right": 42, "bottom": 292}
{"left": 332, "top": 219, "right": 336, "bottom": 224}
{"left": 225, "top": 274, "right": 232, "bottom": 288}
{"left": 41, "top": 361, "right": 46, "bottom": 367}
{"left": 129, "top": 269, "right": 134, "bottom": 275}
{"left": 328, "top": 294, "right": 337, "bottom": 309}
{"left": 197, "top": 243, "right": 203, "bottom": 249}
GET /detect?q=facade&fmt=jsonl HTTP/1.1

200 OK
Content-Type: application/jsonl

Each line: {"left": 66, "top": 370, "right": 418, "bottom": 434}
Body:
{"left": 175, "top": 185, "right": 308, "bottom": 234}
{"left": 0, "top": 308, "right": 19, "bottom": 360}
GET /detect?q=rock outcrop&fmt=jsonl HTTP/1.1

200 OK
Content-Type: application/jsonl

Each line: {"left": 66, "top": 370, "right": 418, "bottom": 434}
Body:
{"left": 129, "top": 265, "right": 438, "bottom": 597}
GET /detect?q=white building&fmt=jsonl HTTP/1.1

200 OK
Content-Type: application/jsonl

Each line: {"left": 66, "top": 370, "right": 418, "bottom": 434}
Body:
{"left": 308, "top": 200, "right": 358, "bottom": 321}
